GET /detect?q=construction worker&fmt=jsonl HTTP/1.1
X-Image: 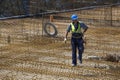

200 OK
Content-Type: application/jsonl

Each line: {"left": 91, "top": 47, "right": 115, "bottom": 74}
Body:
{"left": 64, "top": 14, "right": 88, "bottom": 66}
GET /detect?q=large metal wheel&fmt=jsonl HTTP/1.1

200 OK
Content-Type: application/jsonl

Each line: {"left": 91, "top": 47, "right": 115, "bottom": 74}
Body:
{"left": 44, "top": 22, "right": 58, "bottom": 37}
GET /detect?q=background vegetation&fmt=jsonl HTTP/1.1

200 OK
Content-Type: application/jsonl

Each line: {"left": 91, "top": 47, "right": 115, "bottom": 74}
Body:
{"left": 0, "top": 0, "right": 120, "bottom": 17}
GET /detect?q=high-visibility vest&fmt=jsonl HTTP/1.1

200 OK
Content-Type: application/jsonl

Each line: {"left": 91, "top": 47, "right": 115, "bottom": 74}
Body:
{"left": 70, "top": 23, "right": 81, "bottom": 33}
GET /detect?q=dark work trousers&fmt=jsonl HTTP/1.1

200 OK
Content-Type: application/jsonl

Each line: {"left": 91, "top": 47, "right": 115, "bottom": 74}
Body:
{"left": 71, "top": 37, "right": 84, "bottom": 65}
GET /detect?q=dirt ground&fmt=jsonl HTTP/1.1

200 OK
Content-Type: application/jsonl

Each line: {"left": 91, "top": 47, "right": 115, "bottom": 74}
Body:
{"left": 0, "top": 18, "right": 120, "bottom": 80}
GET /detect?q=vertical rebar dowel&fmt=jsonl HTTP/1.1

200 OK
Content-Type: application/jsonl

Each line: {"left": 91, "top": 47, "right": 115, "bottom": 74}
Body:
{"left": 110, "top": 5, "right": 113, "bottom": 26}
{"left": 42, "top": 14, "right": 44, "bottom": 36}
{"left": 7, "top": 35, "right": 11, "bottom": 44}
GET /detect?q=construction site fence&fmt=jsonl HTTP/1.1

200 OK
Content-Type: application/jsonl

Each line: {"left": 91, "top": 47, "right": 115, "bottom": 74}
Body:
{"left": 0, "top": 4, "right": 119, "bottom": 42}
{"left": 41, "top": 4, "right": 119, "bottom": 37}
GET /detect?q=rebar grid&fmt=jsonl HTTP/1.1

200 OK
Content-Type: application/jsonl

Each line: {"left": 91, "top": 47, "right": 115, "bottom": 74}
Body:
{"left": 0, "top": 5, "right": 120, "bottom": 80}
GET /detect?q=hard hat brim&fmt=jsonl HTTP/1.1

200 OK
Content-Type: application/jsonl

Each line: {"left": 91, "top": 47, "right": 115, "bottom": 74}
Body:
{"left": 72, "top": 17, "right": 78, "bottom": 20}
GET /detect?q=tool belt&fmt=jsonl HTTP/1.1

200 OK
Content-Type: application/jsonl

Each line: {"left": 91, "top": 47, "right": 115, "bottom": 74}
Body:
{"left": 72, "top": 33, "right": 83, "bottom": 38}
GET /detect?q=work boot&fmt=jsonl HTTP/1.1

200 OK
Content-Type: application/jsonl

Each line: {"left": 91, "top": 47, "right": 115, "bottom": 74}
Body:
{"left": 78, "top": 63, "right": 83, "bottom": 67}
{"left": 79, "top": 60, "right": 82, "bottom": 64}
{"left": 78, "top": 60, "right": 83, "bottom": 66}
{"left": 72, "top": 64, "right": 76, "bottom": 67}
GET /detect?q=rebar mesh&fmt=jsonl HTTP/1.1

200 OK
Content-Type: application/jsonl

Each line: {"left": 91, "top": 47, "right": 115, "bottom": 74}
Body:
{"left": 0, "top": 4, "right": 120, "bottom": 80}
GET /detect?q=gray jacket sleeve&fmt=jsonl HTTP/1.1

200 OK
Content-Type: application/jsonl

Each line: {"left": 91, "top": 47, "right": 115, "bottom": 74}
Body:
{"left": 66, "top": 25, "right": 71, "bottom": 32}
{"left": 79, "top": 21, "right": 88, "bottom": 30}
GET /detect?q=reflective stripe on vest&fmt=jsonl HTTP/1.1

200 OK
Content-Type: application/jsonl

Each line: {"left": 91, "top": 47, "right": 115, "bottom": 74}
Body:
{"left": 70, "top": 23, "right": 81, "bottom": 33}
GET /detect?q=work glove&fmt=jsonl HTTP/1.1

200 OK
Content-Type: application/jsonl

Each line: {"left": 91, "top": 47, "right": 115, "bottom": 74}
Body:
{"left": 64, "top": 38, "right": 67, "bottom": 43}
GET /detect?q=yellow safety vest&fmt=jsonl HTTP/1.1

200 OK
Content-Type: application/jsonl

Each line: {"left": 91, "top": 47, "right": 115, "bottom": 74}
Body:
{"left": 70, "top": 23, "right": 81, "bottom": 33}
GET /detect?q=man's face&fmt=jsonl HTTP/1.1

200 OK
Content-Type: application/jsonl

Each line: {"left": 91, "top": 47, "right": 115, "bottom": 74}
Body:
{"left": 72, "top": 19, "right": 78, "bottom": 23}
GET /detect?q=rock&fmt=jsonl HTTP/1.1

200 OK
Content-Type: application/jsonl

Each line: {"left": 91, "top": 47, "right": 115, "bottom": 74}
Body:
{"left": 94, "top": 64, "right": 110, "bottom": 69}
{"left": 87, "top": 56, "right": 101, "bottom": 60}
{"left": 104, "top": 54, "right": 120, "bottom": 62}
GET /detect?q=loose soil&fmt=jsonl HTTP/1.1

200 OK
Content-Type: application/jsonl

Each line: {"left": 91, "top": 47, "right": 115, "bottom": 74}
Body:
{"left": 0, "top": 18, "right": 120, "bottom": 80}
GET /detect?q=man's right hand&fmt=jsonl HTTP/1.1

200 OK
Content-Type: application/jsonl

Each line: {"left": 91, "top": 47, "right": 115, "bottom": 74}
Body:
{"left": 64, "top": 38, "right": 67, "bottom": 43}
